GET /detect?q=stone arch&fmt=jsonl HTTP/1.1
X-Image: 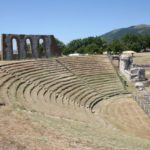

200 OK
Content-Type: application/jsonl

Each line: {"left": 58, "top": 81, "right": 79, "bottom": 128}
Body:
{"left": 25, "top": 37, "right": 33, "bottom": 58}
{"left": 38, "top": 37, "right": 46, "bottom": 58}
{"left": 1, "top": 34, "right": 60, "bottom": 60}
{"left": 11, "top": 36, "right": 20, "bottom": 60}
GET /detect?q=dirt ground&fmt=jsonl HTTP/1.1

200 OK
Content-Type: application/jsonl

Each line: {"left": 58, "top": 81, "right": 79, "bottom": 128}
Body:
{"left": 133, "top": 52, "right": 150, "bottom": 64}
{"left": 0, "top": 55, "right": 150, "bottom": 149}
{"left": 0, "top": 95, "right": 150, "bottom": 150}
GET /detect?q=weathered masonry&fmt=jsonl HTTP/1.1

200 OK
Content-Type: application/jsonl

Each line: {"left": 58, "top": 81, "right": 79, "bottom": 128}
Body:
{"left": 1, "top": 34, "right": 61, "bottom": 60}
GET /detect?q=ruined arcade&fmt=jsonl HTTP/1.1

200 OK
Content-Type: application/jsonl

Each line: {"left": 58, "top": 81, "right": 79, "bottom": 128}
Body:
{"left": 1, "top": 34, "right": 61, "bottom": 60}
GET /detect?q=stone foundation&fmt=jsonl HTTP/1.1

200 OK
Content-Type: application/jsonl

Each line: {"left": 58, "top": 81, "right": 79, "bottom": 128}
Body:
{"left": 119, "top": 55, "right": 146, "bottom": 82}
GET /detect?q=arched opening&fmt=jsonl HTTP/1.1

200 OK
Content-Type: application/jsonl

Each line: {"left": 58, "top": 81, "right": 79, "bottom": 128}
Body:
{"left": 12, "top": 38, "right": 19, "bottom": 59}
{"left": 38, "top": 38, "right": 46, "bottom": 58}
{"left": 25, "top": 38, "right": 32, "bottom": 58}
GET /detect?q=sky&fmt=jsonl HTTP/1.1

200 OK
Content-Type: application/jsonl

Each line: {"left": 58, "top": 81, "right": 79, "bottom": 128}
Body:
{"left": 0, "top": 0, "right": 150, "bottom": 45}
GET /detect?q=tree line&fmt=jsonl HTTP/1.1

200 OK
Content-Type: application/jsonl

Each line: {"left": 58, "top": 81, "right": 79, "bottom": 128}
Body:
{"left": 56, "top": 34, "right": 150, "bottom": 55}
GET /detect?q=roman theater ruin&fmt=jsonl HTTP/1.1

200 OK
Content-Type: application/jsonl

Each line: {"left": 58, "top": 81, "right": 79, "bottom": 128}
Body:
{"left": 1, "top": 34, "right": 61, "bottom": 60}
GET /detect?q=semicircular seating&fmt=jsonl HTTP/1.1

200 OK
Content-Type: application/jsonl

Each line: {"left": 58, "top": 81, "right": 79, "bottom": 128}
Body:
{"left": 0, "top": 55, "right": 127, "bottom": 114}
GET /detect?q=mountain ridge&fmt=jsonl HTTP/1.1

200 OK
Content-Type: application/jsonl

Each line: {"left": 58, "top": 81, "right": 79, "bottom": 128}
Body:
{"left": 101, "top": 24, "right": 150, "bottom": 42}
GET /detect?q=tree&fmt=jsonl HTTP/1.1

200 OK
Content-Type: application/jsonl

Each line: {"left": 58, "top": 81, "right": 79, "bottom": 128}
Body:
{"left": 84, "top": 43, "right": 100, "bottom": 54}
{"left": 142, "top": 35, "right": 150, "bottom": 50}
{"left": 107, "top": 40, "right": 124, "bottom": 54}
{"left": 38, "top": 43, "right": 45, "bottom": 57}
{"left": 55, "top": 39, "right": 66, "bottom": 54}
{"left": 63, "top": 36, "right": 107, "bottom": 55}
{"left": 122, "top": 34, "right": 142, "bottom": 52}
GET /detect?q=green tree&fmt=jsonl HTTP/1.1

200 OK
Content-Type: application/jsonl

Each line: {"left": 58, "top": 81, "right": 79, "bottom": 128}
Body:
{"left": 38, "top": 43, "right": 45, "bottom": 57}
{"left": 63, "top": 36, "right": 107, "bottom": 55}
{"left": 142, "top": 34, "right": 150, "bottom": 50}
{"left": 84, "top": 43, "right": 100, "bottom": 54}
{"left": 107, "top": 40, "right": 124, "bottom": 54}
{"left": 122, "top": 34, "right": 142, "bottom": 52}
{"left": 55, "top": 39, "right": 66, "bottom": 54}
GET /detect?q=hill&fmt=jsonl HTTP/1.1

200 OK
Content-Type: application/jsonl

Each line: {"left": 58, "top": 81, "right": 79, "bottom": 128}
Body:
{"left": 101, "top": 24, "right": 150, "bottom": 42}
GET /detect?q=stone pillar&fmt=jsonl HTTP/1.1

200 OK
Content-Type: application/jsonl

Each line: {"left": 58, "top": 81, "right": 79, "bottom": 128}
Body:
{"left": 119, "top": 55, "right": 132, "bottom": 80}
{"left": 19, "top": 38, "right": 26, "bottom": 59}
{"left": 5, "top": 36, "right": 13, "bottom": 60}
{"left": 32, "top": 36, "right": 39, "bottom": 58}
{"left": 120, "top": 55, "right": 131, "bottom": 72}
{"left": 45, "top": 36, "right": 51, "bottom": 57}
{"left": 50, "top": 35, "right": 61, "bottom": 56}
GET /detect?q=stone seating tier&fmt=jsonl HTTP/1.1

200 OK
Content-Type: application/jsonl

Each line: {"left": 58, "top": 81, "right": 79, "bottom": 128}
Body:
{"left": 0, "top": 56, "right": 127, "bottom": 113}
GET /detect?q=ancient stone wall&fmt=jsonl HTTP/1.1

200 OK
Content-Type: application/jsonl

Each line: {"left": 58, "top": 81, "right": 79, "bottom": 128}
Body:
{"left": 119, "top": 54, "right": 146, "bottom": 81}
{"left": 134, "top": 93, "right": 150, "bottom": 117}
{"left": 1, "top": 34, "right": 61, "bottom": 60}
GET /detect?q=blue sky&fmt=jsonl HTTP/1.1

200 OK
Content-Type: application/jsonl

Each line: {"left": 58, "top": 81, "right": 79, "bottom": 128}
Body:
{"left": 0, "top": 0, "right": 150, "bottom": 44}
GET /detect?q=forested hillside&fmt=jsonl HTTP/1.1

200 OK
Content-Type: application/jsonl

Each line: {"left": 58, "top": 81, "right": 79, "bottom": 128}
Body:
{"left": 101, "top": 24, "right": 150, "bottom": 42}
